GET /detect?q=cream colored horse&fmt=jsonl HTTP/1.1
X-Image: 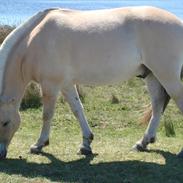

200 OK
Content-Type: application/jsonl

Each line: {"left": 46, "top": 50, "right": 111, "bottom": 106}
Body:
{"left": 0, "top": 6, "right": 183, "bottom": 159}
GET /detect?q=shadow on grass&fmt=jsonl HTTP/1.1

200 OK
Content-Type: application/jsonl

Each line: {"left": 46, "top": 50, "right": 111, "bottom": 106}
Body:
{"left": 0, "top": 150, "right": 183, "bottom": 183}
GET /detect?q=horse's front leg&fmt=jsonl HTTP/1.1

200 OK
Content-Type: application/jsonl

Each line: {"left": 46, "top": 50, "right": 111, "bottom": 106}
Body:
{"left": 133, "top": 73, "right": 170, "bottom": 151}
{"left": 62, "top": 84, "right": 94, "bottom": 155}
{"left": 30, "top": 83, "right": 59, "bottom": 154}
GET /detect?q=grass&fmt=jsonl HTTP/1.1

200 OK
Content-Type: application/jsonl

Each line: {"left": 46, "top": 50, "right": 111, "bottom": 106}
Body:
{"left": 0, "top": 79, "right": 183, "bottom": 183}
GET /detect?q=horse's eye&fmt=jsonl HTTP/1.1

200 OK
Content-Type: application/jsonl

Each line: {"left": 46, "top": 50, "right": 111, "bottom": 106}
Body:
{"left": 2, "top": 121, "right": 10, "bottom": 127}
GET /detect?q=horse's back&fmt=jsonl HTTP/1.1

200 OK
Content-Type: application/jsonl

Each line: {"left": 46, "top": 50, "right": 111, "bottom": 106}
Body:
{"left": 25, "top": 6, "right": 183, "bottom": 85}
{"left": 43, "top": 6, "right": 183, "bottom": 30}
{"left": 26, "top": 7, "right": 138, "bottom": 84}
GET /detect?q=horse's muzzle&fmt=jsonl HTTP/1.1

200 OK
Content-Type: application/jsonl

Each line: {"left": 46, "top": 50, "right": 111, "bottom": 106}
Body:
{"left": 0, "top": 144, "right": 7, "bottom": 159}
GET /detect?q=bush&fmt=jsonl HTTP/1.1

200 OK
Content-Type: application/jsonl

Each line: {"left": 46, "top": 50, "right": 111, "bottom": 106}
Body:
{"left": 0, "top": 25, "right": 14, "bottom": 44}
{"left": 111, "top": 94, "right": 120, "bottom": 104}
{"left": 20, "top": 82, "right": 42, "bottom": 110}
{"left": 164, "top": 117, "right": 176, "bottom": 137}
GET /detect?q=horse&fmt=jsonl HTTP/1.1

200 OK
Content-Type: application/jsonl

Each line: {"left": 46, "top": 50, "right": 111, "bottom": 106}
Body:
{"left": 0, "top": 6, "right": 183, "bottom": 159}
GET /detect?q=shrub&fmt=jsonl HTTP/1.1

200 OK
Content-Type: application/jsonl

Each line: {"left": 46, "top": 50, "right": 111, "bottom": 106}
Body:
{"left": 111, "top": 94, "right": 120, "bottom": 104}
{"left": 21, "top": 82, "right": 42, "bottom": 110}
{"left": 0, "top": 25, "right": 14, "bottom": 44}
{"left": 164, "top": 117, "right": 176, "bottom": 137}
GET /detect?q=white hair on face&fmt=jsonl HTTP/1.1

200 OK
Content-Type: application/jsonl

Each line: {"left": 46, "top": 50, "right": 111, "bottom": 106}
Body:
{"left": 0, "top": 8, "right": 56, "bottom": 95}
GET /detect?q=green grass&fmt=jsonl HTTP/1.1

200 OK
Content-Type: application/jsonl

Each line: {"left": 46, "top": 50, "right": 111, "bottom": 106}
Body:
{"left": 0, "top": 78, "right": 183, "bottom": 183}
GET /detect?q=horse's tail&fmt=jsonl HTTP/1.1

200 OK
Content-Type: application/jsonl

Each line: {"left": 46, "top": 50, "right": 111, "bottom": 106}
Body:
{"left": 140, "top": 105, "right": 152, "bottom": 125}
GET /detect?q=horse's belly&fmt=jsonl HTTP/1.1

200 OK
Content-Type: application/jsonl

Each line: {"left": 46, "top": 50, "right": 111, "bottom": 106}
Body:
{"left": 76, "top": 69, "right": 139, "bottom": 85}
{"left": 73, "top": 50, "right": 140, "bottom": 85}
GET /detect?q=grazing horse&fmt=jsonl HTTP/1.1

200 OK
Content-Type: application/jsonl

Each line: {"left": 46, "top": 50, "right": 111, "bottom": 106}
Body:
{"left": 0, "top": 6, "right": 183, "bottom": 159}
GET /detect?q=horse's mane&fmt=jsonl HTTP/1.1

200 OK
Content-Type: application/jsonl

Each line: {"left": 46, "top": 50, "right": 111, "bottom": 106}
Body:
{"left": 0, "top": 8, "right": 57, "bottom": 94}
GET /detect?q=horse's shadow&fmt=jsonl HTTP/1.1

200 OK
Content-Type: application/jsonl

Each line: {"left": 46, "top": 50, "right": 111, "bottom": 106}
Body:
{"left": 0, "top": 149, "right": 183, "bottom": 183}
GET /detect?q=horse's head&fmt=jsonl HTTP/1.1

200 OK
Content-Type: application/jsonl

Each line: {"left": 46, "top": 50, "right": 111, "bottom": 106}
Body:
{"left": 0, "top": 97, "right": 20, "bottom": 159}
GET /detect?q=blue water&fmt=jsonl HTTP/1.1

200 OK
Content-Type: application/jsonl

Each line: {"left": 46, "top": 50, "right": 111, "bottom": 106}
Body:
{"left": 0, "top": 0, "right": 183, "bottom": 25}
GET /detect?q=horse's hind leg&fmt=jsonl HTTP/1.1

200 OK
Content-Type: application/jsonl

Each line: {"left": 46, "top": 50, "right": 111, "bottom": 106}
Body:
{"left": 161, "top": 82, "right": 183, "bottom": 157}
{"left": 30, "top": 82, "right": 60, "bottom": 154}
{"left": 165, "top": 83, "right": 183, "bottom": 157}
{"left": 61, "top": 84, "right": 93, "bottom": 155}
{"left": 133, "top": 73, "right": 170, "bottom": 151}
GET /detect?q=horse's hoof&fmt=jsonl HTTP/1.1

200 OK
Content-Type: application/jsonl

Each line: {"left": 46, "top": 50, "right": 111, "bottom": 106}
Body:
{"left": 177, "top": 150, "right": 183, "bottom": 158}
{"left": 30, "top": 140, "right": 49, "bottom": 154}
{"left": 30, "top": 145, "right": 42, "bottom": 154}
{"left": 77, "top": 147, "right": 93, "bottom": 155}
{"left": 132, "top": 143, "right": 147, "bottom": 152}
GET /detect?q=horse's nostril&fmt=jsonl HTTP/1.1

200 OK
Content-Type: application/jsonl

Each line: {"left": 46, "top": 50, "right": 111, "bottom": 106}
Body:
{"left": 2, "top": 121, "right": 10, "bottom": 127}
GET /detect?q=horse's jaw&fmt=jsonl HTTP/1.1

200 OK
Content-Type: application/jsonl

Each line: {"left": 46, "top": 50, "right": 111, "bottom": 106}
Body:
{"left": 0, "top": 143, "right": 7, "bottom": 159}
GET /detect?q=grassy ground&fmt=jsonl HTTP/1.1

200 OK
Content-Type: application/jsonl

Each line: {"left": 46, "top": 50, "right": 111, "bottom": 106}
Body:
{"left": 0, "top": 79, "right": 183, "bottom": 182}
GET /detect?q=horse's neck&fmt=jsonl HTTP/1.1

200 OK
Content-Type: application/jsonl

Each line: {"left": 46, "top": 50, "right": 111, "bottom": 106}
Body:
{"left": 1, "top": 47, "right": 28, "bottom": 106}
{"left": 0, "top": 9, "right": 55, "bottom": 106}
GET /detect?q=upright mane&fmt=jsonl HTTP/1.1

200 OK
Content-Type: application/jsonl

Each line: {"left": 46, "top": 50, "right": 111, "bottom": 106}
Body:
{"left": 0, "top": 8, "right": 57, "bottom": 95}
